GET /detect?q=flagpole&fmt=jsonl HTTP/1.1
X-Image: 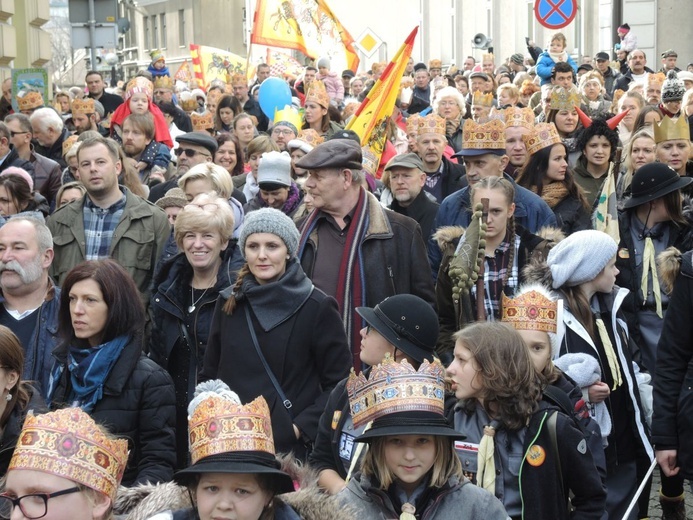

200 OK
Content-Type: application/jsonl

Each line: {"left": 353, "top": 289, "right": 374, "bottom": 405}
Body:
{"left": 245, "top": 0, "right": 260, "bottom": 80}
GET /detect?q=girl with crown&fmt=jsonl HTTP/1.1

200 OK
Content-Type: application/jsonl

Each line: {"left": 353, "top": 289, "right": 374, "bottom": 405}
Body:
{"left": 340, "top": 357, "right": 509, "bottom": 519}
{"left": 654, "top": 115, "right": 693, "bottom": 186}
{"left": 446, "top": 321, "right": 606, "bottom": 520}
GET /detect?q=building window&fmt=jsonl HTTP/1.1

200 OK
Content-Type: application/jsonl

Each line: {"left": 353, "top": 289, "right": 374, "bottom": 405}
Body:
{"left": 153, "top": 15, "right": 159, "bottom": 49}
{"left": 178, "top": 9, "right": 185, "bottom": 47}
{"left": 143, "top": 16, "right": 149, "bottom": 50}
{"left": 160, "top": 13, "right": 167, "bottom": 49}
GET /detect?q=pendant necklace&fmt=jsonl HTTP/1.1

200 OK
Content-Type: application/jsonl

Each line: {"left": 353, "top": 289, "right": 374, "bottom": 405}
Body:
{"left": 188, "top": 280, "right": 214, "bottom": 313}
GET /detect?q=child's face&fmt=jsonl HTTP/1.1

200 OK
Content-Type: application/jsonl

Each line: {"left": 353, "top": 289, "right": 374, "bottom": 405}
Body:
{"left": 383, "top": 435, "right": 437, "bottom": 495}
{"left": 550, "top": 39, "right": 565, "bottom": 54}
{"left": 154, "top": 60, "right": 165, "bottom": 70}
{"left": 318, "top": 66, "right": 329, "bottom": 76}
{"left": 195, "top": 473, "right": 271, "bottom": 520}
{"left": 446, "top": 341, "right": 483, "bottom": 401}
{"left": 517, "top": 330, "right": 553, "bottom": 374}
{"left": 129, "top": 92, "right": 149, "bottom": 114}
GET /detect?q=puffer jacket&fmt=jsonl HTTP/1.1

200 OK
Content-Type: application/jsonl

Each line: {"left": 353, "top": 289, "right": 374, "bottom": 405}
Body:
{"left": 48, "top": 333, "right": 177, "bottom": 486}
{"left": 0, "top": 384, "right": 47, "bottom": 475}
{"left": 340, "top": 473, "right": 510, "bottom": 520}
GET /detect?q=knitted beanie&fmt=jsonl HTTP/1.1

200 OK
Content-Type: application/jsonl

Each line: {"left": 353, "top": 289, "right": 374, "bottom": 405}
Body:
{"left": 317, "top": 57, "right": 331, "bottom": 70}
{"left": 510, "top": 53, "right": 524, "bottom": 65}
{"left": 547, "top": 230, "right": 618, "bottom": 288}
{"left": 239, "top": 207, "right": 300, "bottom": 259}
{"left": 661, "top": 70, "right": 685, "bottom": 103}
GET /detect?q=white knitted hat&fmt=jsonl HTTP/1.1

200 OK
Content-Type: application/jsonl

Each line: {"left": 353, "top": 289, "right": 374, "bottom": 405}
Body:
{"left": 257, "top": 151, "right": 292, "bottom": 188}
{"left": 547, "top": 230, "right": 618, "bottom": 288}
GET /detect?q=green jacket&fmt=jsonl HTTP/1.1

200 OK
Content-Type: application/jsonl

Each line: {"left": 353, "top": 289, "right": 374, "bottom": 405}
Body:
{"left": 47, "top": 187, "right": 170, "bottom": 303}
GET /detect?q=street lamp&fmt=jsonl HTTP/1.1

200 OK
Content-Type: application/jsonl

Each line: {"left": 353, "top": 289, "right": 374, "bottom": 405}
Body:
{"left": 105, "top": 52, "right": 118, "bottom": 87}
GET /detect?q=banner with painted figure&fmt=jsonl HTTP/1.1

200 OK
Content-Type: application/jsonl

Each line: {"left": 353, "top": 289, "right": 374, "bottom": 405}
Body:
{"left": 189, "top": 44, "right": 247, "bottom": 88}
{"left": 252, "top": 0, "right": 359, "bottom": 74}
{"left": 266, "top": 48, "right": 305, "bottom": 79}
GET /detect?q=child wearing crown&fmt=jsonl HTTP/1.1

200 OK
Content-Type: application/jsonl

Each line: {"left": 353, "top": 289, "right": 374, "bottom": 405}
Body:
{"left": 447, "top": 321, "right": 606, "bottom": 520}
{"left": 340, "top": 356, "right": 509, "bottom": 520}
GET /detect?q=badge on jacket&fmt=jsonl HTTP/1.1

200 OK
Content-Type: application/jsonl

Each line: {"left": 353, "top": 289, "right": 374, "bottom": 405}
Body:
{"left": 526, "top": 445, "right": 546, "bottom": 466}
{"left": 331, "top": 411, "right": 341, "bottom": 430}
{"left": 618, "top": 248, "right": 630, "bottom": 259}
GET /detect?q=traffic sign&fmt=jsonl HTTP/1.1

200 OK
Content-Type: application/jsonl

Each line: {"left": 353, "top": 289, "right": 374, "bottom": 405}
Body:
{"left": 534, "top": 0, "right": 577, "bottom": 30}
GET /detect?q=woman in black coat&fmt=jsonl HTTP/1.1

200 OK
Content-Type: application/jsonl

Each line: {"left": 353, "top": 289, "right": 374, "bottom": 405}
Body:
{"left": 150, "top": 193, "right": 243, "bottom": 469}
{"left": 516, "top": 122, "right": 591, "bottom": 235}
{"left": 201, "top": 208, "right": 351, "bottom": 461}
{"left": 47, "top": 259, "right": 176, "bottom": 487}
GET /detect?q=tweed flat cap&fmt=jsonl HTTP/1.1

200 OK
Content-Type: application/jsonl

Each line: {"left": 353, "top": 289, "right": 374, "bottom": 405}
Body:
{"left": 294, "top": 139, "right": 362, "bottom": 170}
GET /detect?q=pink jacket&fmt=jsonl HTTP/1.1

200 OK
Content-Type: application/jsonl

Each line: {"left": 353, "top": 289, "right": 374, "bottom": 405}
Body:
{"left": 318, "top": 71, "right": 345, "bottom": 104}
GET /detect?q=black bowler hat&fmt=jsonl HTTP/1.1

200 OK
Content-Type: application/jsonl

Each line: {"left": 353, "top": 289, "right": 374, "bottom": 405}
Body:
{"left": 623, "top": 162, "right": 693, "bottom": 209}
{"left": 356, "top": 294, "right": 438, "bottom": 363}
{"left": 355, "top": 411, "right": 465, "bottom": 442}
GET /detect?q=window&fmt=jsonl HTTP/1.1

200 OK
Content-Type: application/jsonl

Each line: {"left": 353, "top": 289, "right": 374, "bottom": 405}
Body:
{"left": 143, "top": 16, "right": 149, "bottom": 50}
{"left": 160, "top": 13, "right": 166, "bottom": 49}
{"left": 178, "top": 9, "right": 185, "bottom": 47}
{"left": 152, "top": 15, "right": 159, "bottom": 49}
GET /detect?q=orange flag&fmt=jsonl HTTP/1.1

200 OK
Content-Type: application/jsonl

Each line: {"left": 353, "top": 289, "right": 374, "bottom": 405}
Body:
{"left": 251, "top": 0, "right": 359, "bottom": 74}
{"left": 346, "top": 27, "right": 419, "bottom": 171}
{"left": 174, "top": 60, "right": 192, "bottom": 82}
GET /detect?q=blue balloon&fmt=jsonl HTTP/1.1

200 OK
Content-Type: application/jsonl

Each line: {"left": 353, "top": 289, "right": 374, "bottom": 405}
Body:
{"left": 258, "top": 77, "right": 292, "bottom": 120}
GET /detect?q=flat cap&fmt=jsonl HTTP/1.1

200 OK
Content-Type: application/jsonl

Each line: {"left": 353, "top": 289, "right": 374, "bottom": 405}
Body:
{"left": 384, "top": 152, "right": 424, "bottom": 171}
{"left": 294, "top": 139, "right": 362, "bottom": 170}
{"left": 469, "top": 71, "right": 490, "bottom": 81}
{"left": 661, "top": 49, "right": 678, "bottom": 59}
{"left": 594, "top": 52, "right": 610, "bottom": 61}
{"left": 342, "top": 69, "right": 355, "bottom": 78}
{"left": 176, "top": 132, "right": 218, "bottom": 154}
{"left": 326, "top": 129, "right": 362, "bottom": 145}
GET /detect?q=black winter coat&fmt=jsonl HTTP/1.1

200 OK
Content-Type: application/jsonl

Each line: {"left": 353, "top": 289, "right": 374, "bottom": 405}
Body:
{"left": 389, "top": 189, "right": 439, "bottom": 241}
{"left": 201, "top": 265, "right": 352, "bottom": 460}
{"left": 49, "top": 334, "right": 177, "bottom": 486}
{"left": 0, "top": 385, "right": 46, "bottom": 476}
{"left": 652, "top": 251, "right": 693, "bottom": 479}
{"left": 551, "top": 194, "right": 590, "bottom": 235}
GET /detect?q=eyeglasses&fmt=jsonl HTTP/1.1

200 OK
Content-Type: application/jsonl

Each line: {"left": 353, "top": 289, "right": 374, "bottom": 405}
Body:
{"left": 9, "top": 131, "right": 29, "bottom": 138}
{"left": 271, "top": 127, "right": 294, "bottom": 136}
{"left": 175, "top": 148, "right": 211, "bottom": 158}
{"left": 0, "top": 487, "right": 82, "bottom": 519}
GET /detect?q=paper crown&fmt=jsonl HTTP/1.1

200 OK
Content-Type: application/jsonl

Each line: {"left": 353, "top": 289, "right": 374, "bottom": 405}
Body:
{"left": 153, "top": 75, "right": 175, "bottom": 90}
{"left": 305, "top": 80, "right": 329, "bottom": 108}
{"left": 647, "top": 72, "right": 666, "bottom": 88}
{"left": 417, "top": 114, "right": 446, "bottom": 136}
{"left": 17, "top": 91, "right": 44, "bottom": 111}
{"left": 522, "top": 123, "right": 562, "bottom": 155}
{"left": 472, "top": 91, "right": 494, "bottom": 108}
{"left": 429, "top": 58, "right": 442, "bottom": 69}
{"left": 501, "top": 289, "right": 559, "bottom": 333}
{"left": 346, "top": 357, "right": 446, "bottom": 428}
{"left": 549, "top": 86, "right": 581, "bottom": 111}
{"left": 273, "top": 105, "right": 302, "bottom": 133}
{"left": 71, "top": 98, "right": 95, "bottom": 116}
{"left": 294, "top": 129, "right": 324, "bottom": 149}
{"left": 229, "top": 73, "right": 247, "bottom": 86}
{"left": 462, "top": 118, "right": 507, "bottom": 151}
{"left": 654, "top": 115, "right": 690, "bottom": 143}
{"left": 62, "top": 135, "right": 79, "bottom": 157}
{"left": 406, "top": 113, "right": 421, "bottom": 135}
{"left": 206, "top": 89, "right": 223, "bottom": 103}
{"left": 482, "top": 53, "right": 494, "bottom": 62}
{"left": 361, "top": 146, "right": 378, "bottom": 177}
{"left": 180, "top": 98, "right": 198, "bottom": 112}
{"left": 9, "top": 408, "right": 128, "bottom": 501}
{"left": 191, "top": 110, "right": 214, "bottom": 131}
{"left": 188, "top": 394, "right": 276, "bottom": 464}
{"left": 503, "top": 106, "right": 535, "bottom": 129}
{"left": 125, "top": 76, "right": 153, "bottom": 100}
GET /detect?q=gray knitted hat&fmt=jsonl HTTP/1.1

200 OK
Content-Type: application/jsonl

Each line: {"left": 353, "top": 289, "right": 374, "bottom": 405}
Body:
{"left": 239, "top": 207, "right": 300, "bottom": 259}
{"left": 662, "top": 70, "right": 685, "bottom": 103}
{"left": 547, "top": 230, "right": 618, "bottom": 288}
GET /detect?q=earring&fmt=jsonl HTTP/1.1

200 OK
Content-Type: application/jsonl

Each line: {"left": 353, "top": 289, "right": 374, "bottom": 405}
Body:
{"left": 5, "top": 393, "right": 11, "bottom": 401}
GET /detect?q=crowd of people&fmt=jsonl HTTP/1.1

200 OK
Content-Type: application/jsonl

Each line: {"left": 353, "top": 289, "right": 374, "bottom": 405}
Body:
{"left": 0, "top": 31, "right": 690, "bottom": 520}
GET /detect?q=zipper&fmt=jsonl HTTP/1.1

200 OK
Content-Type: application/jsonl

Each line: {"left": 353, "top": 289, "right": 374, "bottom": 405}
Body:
{"left": 387, "top": 265, "right": 396, "bottom": 294}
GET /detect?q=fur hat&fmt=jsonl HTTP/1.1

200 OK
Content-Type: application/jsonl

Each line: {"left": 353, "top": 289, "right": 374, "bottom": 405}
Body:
{"left": 239, "top": 207, "right": 300, "bottom": 259}
{"left": 547, "top": 230, "right": 618, "bottom": 288}
{"left": 661, "top": 70, "right": 685, "bottom": 103}
{"left": 257, "top": 151, "right": 292, "bottom": 188}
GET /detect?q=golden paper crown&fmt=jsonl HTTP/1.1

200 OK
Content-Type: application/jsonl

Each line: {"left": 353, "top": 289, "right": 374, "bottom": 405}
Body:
{"left": 125, "top": 77, "right": 153, "bottom": 100}
{"left": 296, "top": 129, "right": 324, "bottom": 148}
{"left": 522, "top": 123, "right": 562, "bottom": 155}
{"left": 9, "top": 408, "right": 128, "bottom": 501}
{"left": 501, "top": 289, "right": 559, "bottom": 333}
{"left": 230, "top": 73, "right": 247, "bottom": 86}
{"left": 654, "top": 115, "right": 690, "bottom": 143}
{"left": 191, "top": 111, "right": 214, "bottom": 131}
{"left": 503, "top": 106, "right": 535, "bottom": 129}
{"left": 406, "top": 113, "right": 421, "bottom": 135}
{"left": 62, "top": 135, "right": 79, "bottom": 157}
{"left": 188, "top": 395, "right": 275, "bottom": 464}
{"left": 305, "top": 80, "right": 329, "bottom": 108}
{"left": 472, "top": 91, "right": 494, "bottom": 108}
{"left": 153, "top": 75, "right": 175, "bottom": 90}
{"left": 71, "top": 98, "right": 95, "bottom": 116}
{"left": 273, "top": 105, "right": 302, "bottom": 132}
{"left": 17, "top": 91, "right": 44, "bottom": 111}
{"left": 647, "top": 72, "right": 666, "bottom": 88}
{"left": 347, "top": 357, "right": 446, "bottom": 428}
{"left": 482, "top": 53, "right": 494, "bottom": 62}
{"left": 462, "top": 118, "right": 507, "bottom": 151}
{"left": 206, "top": 89, "right": 223, "bottom": 103}
{"left": 549, "top": 86, "right": 580, "bottom": 111}
{"left": 361, "top": 146, "right": 378, "bottom": 176}
{"left": 181, "top": 98, "right": 198, "bottom": 112}
{"left": 417, "top": 114, "right": 446, "bottom": 136}
{"left": 429, "top": 59, "right": 442, "bottom": 69}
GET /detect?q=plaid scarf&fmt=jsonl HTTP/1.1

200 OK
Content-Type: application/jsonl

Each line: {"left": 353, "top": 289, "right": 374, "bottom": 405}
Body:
{"left": 298, "top": 189, "right": 369, "bottom": 370}
{"left": 471, "top": 232, "right": 520, "bottom": 319}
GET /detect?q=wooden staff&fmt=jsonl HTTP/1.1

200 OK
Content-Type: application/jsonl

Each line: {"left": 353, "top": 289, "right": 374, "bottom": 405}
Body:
{"left": 476, "top": 198, "right": 490, "bottom": 322}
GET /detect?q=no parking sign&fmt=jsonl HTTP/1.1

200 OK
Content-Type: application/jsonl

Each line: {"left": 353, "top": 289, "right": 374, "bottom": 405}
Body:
{"left": 534, "top": 0, "right": 577, "bottom": 29}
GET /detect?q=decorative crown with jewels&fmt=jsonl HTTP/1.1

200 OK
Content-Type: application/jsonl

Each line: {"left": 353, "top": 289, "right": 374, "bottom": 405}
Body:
{"left": 417, "top": 113, "right": 446, "bottom": 136}
{"left": 125, "top": 76, "right": 153, "bottom": 100}
{"left": 305, "top": 80, "right": 329, "bottom": 109}
{"left": 503, "top": 106, "right": 535, "bottom": 129}
{"left": 71, "top": 98, "right": 95, "bottom": 116}
{"left": 522, "top": 122, "right": 563, "bottom": 155}
{"left": 462, "top": 118, "right": 506, "bottom": 151}
{"left": 501, "top": 289, "right": 559, "bottom": 333}
{"left": 549, "top": 86, "right": 580, "bottom": 111}
{"left": 191, "top": 110, "right": 214, "bottom": 131}
{"left": 17, "top": 91, "right": 44, "bottom": 111}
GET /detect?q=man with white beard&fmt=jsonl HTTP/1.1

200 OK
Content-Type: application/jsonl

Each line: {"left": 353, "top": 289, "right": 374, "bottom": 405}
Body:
{"left": 0, "top": 217, "right": 59, "bottom": 399}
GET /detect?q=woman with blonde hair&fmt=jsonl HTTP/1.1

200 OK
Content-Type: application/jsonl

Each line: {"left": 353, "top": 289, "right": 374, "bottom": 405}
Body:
{"left": 496, "top": 83, "right": 520, "bottom": 108}
{"left": 616, "top": 127, "right": 656, "bottom": 205}
{"left": 616, "top": 90, "right": 646, "bottom": 145}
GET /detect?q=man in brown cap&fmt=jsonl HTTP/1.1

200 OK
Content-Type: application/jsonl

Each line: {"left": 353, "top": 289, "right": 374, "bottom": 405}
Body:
{"left": 295, "top": 139, "right": 434, "bottom": 371}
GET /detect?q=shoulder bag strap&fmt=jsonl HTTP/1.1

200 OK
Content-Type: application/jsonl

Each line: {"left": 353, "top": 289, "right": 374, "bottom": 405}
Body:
{"left": 244, "top": 305, "right": 294, "bottom": 417}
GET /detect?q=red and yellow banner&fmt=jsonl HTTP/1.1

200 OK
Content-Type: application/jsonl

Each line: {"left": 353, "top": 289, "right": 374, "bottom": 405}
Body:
{"left": 266, "top": 48, "right": 304, "bottom": 79}
{"left": 189, "top": 44, "right": 247, "bottom": 89}
{"left": 174, "top": 59, "right": 192, "bottom": 83}
{"left": 252, "top": 0, "right": 359, "bottom": 74}
{"left": 346, "top": 27, "right": 419, "bottom": 171}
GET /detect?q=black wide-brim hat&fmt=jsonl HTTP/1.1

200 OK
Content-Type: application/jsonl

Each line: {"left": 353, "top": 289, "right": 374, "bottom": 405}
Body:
{"left": 173, "top": 451, "right": 294, "bottom": 493}
{"left": 355, "top": 411, "right": 466, "bottom": 443}
{"left": 623, "top": 162, "right": 693, "bottom": 209}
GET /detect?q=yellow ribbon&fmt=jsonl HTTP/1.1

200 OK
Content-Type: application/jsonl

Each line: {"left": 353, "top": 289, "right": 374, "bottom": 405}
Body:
{"left": 641, "top": 237, "right": 663, "bottom": 318}
{"left": 595, "top": 317, "right": 623, "bottom": 390}
{"left": 476, "top": 425, "right": 497, "bottom": 493}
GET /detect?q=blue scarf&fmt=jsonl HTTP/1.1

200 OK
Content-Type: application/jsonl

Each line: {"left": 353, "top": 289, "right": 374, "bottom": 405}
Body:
{"left": 64, "top": 335, "right": 129, "bottom": 413}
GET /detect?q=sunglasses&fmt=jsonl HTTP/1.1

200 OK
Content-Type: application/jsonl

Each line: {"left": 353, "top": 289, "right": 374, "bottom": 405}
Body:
{"left": 175, "top": 148, "right": 210, "bottom": 158}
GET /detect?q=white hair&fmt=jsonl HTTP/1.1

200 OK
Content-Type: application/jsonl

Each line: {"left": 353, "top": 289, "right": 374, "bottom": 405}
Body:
{"left": 29, "top": 107, "right": 64, "bottom": 133}
{"left": 433, "top": 86, "right": 467, "bottom": 117}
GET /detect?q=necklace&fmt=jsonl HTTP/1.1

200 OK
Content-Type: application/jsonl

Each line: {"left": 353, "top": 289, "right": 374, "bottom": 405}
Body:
{"left": 188, "top": 281, "right": 214, "bottom": 313}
